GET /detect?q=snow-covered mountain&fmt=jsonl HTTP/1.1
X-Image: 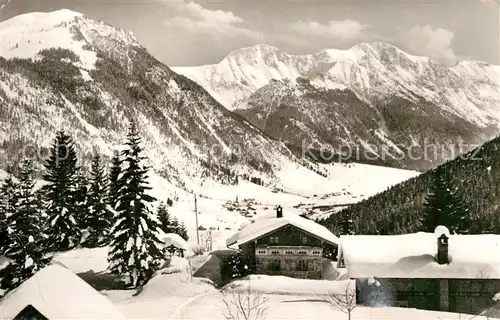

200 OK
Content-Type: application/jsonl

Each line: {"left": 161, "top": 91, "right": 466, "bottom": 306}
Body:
{"left": 173, "top": 43, "right": 500, "bottom": 169}
{"left": 0, "top": 10, "right": 301, "bottom": 189}
{"left": 173, "top": 43, "right": 500, "bottom": 117}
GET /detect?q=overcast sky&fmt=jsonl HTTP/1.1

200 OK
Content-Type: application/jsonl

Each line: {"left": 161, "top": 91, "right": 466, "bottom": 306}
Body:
{"left": 0, "top": 0, "right": 498, "bottom": 67}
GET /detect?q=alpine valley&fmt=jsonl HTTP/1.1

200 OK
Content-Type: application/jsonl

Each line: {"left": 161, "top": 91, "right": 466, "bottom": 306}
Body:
{"left": 0, "top": 9, "right": 497, "bottom": 228}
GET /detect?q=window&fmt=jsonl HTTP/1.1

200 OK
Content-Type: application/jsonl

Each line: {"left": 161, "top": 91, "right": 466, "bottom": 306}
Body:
{"left": 285, "top": 250, "right": 294, "bottom": 255}
{"left": 257, "top": 250, "right": 266, "bottom": 255}
{"left": 271, "top": 250, "right": 280, "bottom": 255}
{"left": 312, "top": 250, "right": 321, "bottom": 255}
{"left": 297, "top": 260, "right": 308, "bottom": 271}
{"left": 268, "top": 259, "right": 281, "bottom": 271}
{"left": 298, "top": 250, "right": 307, "bottom": 255}
{"left": 302, "top": 236, "right": 308, "bottom": 244}
{"left": 270, "top": 236, "right": 279, "bottom": 244}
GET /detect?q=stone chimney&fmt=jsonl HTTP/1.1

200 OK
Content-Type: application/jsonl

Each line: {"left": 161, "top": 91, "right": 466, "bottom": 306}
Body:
{"left": 434, "top": 226, "right": 450, "bottom": 265}
{"left": 276, "top": 205, "right": 283, "bottom": 218}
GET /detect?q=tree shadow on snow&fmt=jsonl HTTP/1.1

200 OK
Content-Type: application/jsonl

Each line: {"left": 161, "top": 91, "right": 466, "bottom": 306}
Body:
{"left": 77, "top": 270, "right": 128, "bottom": 291}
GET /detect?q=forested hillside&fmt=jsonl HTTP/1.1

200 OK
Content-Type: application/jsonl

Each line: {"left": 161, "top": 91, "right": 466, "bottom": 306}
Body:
{"left": 318, "top": 135, "right": 500, "bottom": 235}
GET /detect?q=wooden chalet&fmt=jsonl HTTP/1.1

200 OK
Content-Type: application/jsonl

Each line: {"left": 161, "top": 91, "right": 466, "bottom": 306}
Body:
{"left": 338, "top": 226, "right": 500, "bottom": 315}
{"left": 226, "top": 206, "right": 339, "bottom": 279}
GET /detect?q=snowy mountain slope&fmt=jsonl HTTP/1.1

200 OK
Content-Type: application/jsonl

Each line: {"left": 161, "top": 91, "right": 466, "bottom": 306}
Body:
{"left": 237, "top": 77, "right": 496, "bottom": 169}
{"left": 174, "top": 43, "right": 500, "bottom": 170}
{"left": 0, "top": 10, "right": 302, "bottom": 189}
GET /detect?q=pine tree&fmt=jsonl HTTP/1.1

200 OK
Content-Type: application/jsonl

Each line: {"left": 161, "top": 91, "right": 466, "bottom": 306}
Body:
{"left": 74, "top": 170, "right": 90, "bottom": 231}
{"left": 0, "top": 176, "right": 19, "bottom": 254}
{"left": 421, "top": 168, "right": 469, "bottom": 234}
{"left": 170, "top": 216, "right": 179, "bottom": 234}
{"left": 108, "top": 123, "right": 164, "bottom": 287}
{"left": 83, "top": 154, "right": 114, "bottom": 248}
{"left": 177, "top": 222, "right": 189, "bottom": 241}
{"left": 42, "top": 131, "right": 80, "bottom": 251}
{"left": 157, "top": 202, "right": 172, "bottom": 234}
{"left": 108, "top": 151, "right": 122, "bottom": 209}
{"left": 0, "top": 160, "right": 49, "bottom": 293}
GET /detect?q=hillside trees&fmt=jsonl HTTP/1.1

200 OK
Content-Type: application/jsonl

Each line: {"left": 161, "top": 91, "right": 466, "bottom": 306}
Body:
{"left": 319, "top": 135, "right": 500, "bottom": 235}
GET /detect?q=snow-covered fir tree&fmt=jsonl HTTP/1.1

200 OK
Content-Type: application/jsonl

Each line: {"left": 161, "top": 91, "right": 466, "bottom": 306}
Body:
{"left": 42, "top": 131, "right": 81, "bottom": 251}
{"left": 108, "top": 151, "right": 122, "bottom": 210}
{"left": 108, "top": 123, "right": 164, "bottom": 287}
{"left": 82, "top": 154, "right": 114, "bottom": 248}
{"left": 177, "top": 222, "right": 189, "bottom": 241}
{"left": 0, "top": 160, "right": 49, "bottom": 293}
{"left": 0, "top": 175, "right": 18, "bottom": 254}
{"left": 421, "top": 167, "right": 469, "bottom": 234}
{"left": 74, "top": 170, "right": 90, "bottom": 230}
{"left": 157, "top": 201, "right": 172, "bottom": 233}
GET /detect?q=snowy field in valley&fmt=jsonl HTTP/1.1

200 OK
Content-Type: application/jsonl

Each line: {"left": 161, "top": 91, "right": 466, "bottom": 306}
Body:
{"left": 149, "top": 162, "right": 419, "bottom": 241}
{"left": 49, "top": 248, "right": 496, "bottom": 320}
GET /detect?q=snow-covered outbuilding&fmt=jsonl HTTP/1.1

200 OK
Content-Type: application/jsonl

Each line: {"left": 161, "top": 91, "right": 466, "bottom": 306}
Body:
{"left": 338, "top": 226, "right": 500, "bottom": 314}
{"left": 226, "top": 206, "right": 339, "bottom": 279}
{"left": 0, "top": 264, "right": 124, "bottom": 319}
{"left": 158, "top": 232, "right": 189, "bottom": 257}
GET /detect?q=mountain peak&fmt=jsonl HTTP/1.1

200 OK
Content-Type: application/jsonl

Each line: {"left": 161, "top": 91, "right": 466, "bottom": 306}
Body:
{"left": 223, "top": 44, "right": 282, "bottom": 60}
{"left": 0, "top": 9, "right": 83, "bottom": 27}
{"left": 0, "top": 9, "right": 139, "bottom": 71}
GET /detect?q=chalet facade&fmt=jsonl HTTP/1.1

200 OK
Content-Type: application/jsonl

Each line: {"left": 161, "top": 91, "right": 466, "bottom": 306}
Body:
{"left": 338, "top": 226, "right": 500, "bottom": 315}
{"left": 226, "top": 206, "right": 339, "bottom": 279}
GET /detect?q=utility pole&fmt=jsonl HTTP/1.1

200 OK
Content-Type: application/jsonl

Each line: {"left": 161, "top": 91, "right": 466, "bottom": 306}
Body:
{"left": 194, "top": 193, "right": 200, "bottom": 245}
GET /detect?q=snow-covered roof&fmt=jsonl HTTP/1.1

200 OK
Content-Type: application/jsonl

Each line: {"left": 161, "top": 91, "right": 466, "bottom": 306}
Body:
{"left": 0, "top": 264, "right": 124, "bottom": 319}
{"left": 226, "top": 212, "right": 339, "bottom": 247}
{"left": 158, "top": 232, "right": 189, "bottom": 251}
{"left": 339, "top": 232, "right": 500, "bottom": 279}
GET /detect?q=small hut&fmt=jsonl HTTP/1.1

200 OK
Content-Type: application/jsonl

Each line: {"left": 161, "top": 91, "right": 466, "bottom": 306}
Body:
{"left": 160, "top": 233, "right": 189, "bottom": 258}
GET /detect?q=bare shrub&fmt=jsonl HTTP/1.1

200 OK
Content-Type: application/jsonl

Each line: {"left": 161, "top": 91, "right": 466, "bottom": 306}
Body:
{"left": 221, "top": 286, "right": 269, "bottom": 320}
{"left": 325, "top": 281, "right": 357, "bottom": 320}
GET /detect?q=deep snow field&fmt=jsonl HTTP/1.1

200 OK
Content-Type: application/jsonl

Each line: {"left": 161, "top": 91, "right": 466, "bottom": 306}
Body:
{"left": 48, "top": 247, "right": 496, "bottom": 320}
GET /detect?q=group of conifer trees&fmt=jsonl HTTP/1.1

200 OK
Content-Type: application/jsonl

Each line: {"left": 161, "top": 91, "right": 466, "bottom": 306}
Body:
{"left": 0, "top": 123, "right": 188, "bottom": 293}
{"left": 332, "top": 165, "right": 471, "bottom": 236}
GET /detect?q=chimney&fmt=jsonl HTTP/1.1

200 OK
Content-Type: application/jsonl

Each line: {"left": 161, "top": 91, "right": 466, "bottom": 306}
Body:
{"left": 276, "top": 205, "right": 283, "bottom": 218}
{"left": 434, "top": 226, "right": 450, "bottom": 265}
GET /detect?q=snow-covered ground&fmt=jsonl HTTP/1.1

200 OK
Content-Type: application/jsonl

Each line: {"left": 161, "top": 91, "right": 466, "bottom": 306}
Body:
{"left": 178, "top": 293, "right": 493, "bottom": 320}
{"left": 44, "top": 246, "right": 497, "bottom": 320}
